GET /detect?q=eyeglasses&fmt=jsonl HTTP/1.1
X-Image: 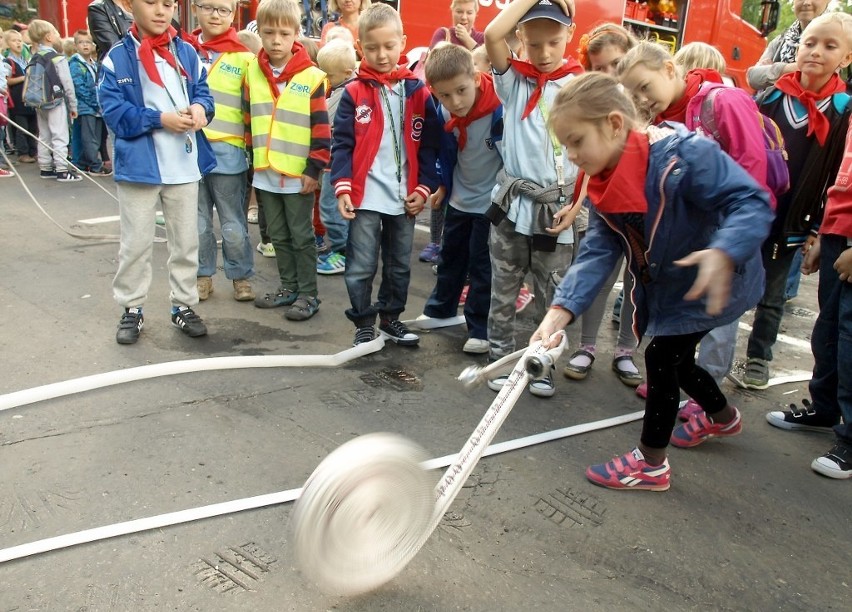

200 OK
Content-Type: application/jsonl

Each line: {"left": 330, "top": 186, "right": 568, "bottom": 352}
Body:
{"left": 194, "top": 3, "right": 233, "bottom": 17}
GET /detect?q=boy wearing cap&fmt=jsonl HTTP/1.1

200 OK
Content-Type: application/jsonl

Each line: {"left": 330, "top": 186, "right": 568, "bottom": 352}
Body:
{"left": 483, "top": 0, "right": 581, "bottom": 397}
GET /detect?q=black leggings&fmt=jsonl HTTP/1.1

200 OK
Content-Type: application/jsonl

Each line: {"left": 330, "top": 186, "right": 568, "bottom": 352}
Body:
{"left": 641, "top": 331, "right": 728, "bottom": 449}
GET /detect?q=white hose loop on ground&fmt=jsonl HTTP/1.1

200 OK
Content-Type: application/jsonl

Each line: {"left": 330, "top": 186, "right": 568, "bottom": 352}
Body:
{"left": 291, "top": 433, "right": 434, "bottom": 595}
{"left": 292, "top": 335, "right": 567, "bottom": 596}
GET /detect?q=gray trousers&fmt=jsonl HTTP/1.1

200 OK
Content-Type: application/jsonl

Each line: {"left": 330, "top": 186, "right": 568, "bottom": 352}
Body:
{"left": 113, "top": 181, "right": 200, "bottom": 309}
{"left": 36, "top": 104, "right": 69, "bottom": 172}
{"left": 488, "top": 219, "right": 573, "bottom": 359}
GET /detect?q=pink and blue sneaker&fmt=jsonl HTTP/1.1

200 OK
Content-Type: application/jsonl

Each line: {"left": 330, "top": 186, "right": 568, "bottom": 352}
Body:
{"left": 670, "top": 408, "right": 742, "bottom": 448}
{"left": 585, "top": 448, "right": 671, "bottom": 491}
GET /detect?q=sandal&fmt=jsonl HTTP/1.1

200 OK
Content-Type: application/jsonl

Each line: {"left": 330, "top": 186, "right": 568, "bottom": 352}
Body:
{"left": 563, "top": 348, "right": 595, "bottom": 380}
{"left": 285, "top": 295, "right": 321, "bottom": 321}
{"left": 612, "top": 355, "right": 643, "bottom": 388}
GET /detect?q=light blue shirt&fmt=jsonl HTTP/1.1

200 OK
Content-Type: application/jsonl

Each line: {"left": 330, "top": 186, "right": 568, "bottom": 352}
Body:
{"left": 492, "top": 59, "right": 577, "bottom": 243}
{"left": 444, "top": 107, "right": 503, "bottom": 215}
{"left": 360, "top": 83, "right": 408, "bottom": 215}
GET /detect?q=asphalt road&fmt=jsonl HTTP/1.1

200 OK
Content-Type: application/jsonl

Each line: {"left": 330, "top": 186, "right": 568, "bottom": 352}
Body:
{"left": 0, "top": 161, "right": 849, "bottom": 611}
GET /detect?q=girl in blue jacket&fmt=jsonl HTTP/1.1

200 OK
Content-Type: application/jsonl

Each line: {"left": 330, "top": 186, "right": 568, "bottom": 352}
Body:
{"left": 532, "top": 72, "right": 773, "bottom": 491}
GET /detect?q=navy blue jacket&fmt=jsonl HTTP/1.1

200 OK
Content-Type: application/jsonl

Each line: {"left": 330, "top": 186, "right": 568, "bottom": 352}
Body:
{"left": 97, "top": 32, "right": 215, "bottom": 184}
{"left": 553, "top": 125, "right": 773, "bottom": 339}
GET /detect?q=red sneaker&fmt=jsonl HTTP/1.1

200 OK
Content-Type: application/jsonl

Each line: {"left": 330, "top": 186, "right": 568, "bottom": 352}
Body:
{"left": 585, "top": 448, "right": 671, "bottom": 491}
{"left": 677, "top": 398, "right": 704, "bottom": 421}
{"left": 458, "top": 284, "right": 469, "bottom": 306}
{"left": 670, "top": 408, "right": 742, "bottom": 448}
{"left": 515, "top": 287, "right": 534, "bottom": 312}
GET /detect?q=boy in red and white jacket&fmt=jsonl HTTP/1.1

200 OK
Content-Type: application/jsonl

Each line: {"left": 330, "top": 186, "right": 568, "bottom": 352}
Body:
{"left": 769, "top": 120, "right": 852, "bottom": 480}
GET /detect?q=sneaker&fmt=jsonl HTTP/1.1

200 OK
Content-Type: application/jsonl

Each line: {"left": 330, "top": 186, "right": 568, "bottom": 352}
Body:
{"left": 677, "top": 398, "right": 704, "bottom": 422}
{"left": 458, "top": 284, "right": 469, "bottom": 306}
{"left": 18, "top": 155, "right": 36, "bottom": 163}
{"left": 529, "top": 366, "right": 556, "bottom": 398}
{"left": 56, "top": 171, "right": 82, "bottom": 182}
{"left": 766, "top": 399, "right": 839, "bottom": 433}
{"left": 636, "top": 382, "right": 648, "bottom": 399}
{"left": 87, "top": 167, "right": 113, "bottom": 177}
{"left": 315, "top": 234, "right": 328, "bottom": 253}
{"left": 256, "top": 242, "right": 275, "bottom": 257}
{"left": 285, "top": 295, "right": 320, "bottom": 321}
{"left": 811, "top": 443, "right": 852, "bottom": 479}
{"left": 515, "top": 287, "right": 534, "bottom": 312}
{"left": 586, "top": 448, "right": 671, "bottom": 491}
{"left": 247, "top": 207, "right": 258, "bottom": 224}
{"left": 0, "top": 168, "right": 14, "bottom": 178}
{"left": 432, "top": 264, "right": 438, "bottom": 275}
{"left": 233, "top": 278, "right": 255, "bottom": 302}
{"left": 742, "top": 357, "right": 770, "bottom": 390}
{"left": 419, "top": 242, "right": 440, "bottom": 262}
{"left": 379, "top": 318, "right": 419, "bottom": 346}
{"left": 353, "top": 325, "right": 376, "bottom": 346}
{"left": 197, "top": 276, "right": 213, "bottom": 301}
{"left": 254, "top": 288, "right": 297, "bottom": 308}
{"left": 487, "top": 374, "right": 510, "bottom": 392}
{"left": 670, "top": 408, "right": 742, "bottom": 448}
{"left": 116, "top": 308, "right": 143, "bottom": 344}
{"left": 40, "top": 169, "right": 57, "bottom": 179}
{"left": 317, "top": 251, "right": 346, "bottom": 275}
{"left": 171, "top": 306, "right": 207, "bottom": 337}
{"left": 462, "top": 337, "right": 489, "bottom": 354}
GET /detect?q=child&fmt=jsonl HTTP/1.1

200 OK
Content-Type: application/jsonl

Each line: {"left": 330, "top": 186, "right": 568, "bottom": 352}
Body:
{"left": 97, "top": 0, "right": 216, "bottom": 344}
{"left": 483, "top": 0, "right": 582, "bottom": 396}
{"left": 532, "top": 72, "right": 773, "bottom": 491}
{"left": 26, "top": 20, "right": 80, "bottom": 182}
{"left": 739, "top": 12, "right": 852, "bottom": 389}
{"left": 420, "top": 44, "right": 502, "bottom": 354}
{"left": 767, "top": 119, "right": 852, "bottom": 479}
{"left": 0, "top": 53, "right": 12, "bottom": 178}
{"left": 245, "top": 0, "right": 330, "bottom": 321}
{"left": 3, "top": 29, "right": 38, "bottom": 164}
{"left": 674, "top": 41, "right": 726, "bottom": 74}
{"left": 188, "top": 0, "right": 257, "bottom": 303}
{"left": 69, "top": 29, "right": 110, "bottom": 176}
{"left": 619, "top": 41, "right": 776, "bottom": 415}
{"left": 316, "top": 40, "right": 356, "bottom": 275}
{"left": 563, "top": 22, "right": 641, "bottom": 388}
{"left": 331, "top": 2, "right": 441, "bottom": 346}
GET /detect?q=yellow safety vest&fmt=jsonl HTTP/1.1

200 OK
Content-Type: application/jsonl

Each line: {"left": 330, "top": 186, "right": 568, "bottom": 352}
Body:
{"left": 246, "top": 61, "right": 326, "bottom": 177}
{"left": 203, "top": 51, "right": 254, "bottom": 148}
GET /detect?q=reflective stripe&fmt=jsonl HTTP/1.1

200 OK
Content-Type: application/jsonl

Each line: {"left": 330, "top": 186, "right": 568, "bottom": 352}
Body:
{"left": 274, "top": 107, "right": 311, "bottom": 129}
{"left": 268, "top": 137, "right": 311, "bottom": 159}
{"left": 250, "top": 101, "right": 275, "bottom": 118}
{"left": 206, "top": 117, "right": 244, "bottom": 138}
{"left": 252, "top": 133, "right": 269, "bottom": 150}
{"left": 212, "top": 89, "right": 242, "bottom": 108}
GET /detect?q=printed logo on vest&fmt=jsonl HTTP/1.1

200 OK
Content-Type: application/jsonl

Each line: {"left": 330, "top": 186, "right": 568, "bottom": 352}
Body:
{"left": 411, "top": 114, "right": 423, "bottom": 141}
{"left": 355, "top": 104, "right": 372, "bottom": 124}
{"left": 290, "top": 82, "right": 311, "bottom": 94}
{"left": 219, "top": 63, "right": 243, "bottom": 76}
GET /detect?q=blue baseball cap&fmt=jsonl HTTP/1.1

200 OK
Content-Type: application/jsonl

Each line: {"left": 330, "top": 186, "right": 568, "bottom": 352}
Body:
{"left": 519, "top": 0, "right": 573, "bottom": 26}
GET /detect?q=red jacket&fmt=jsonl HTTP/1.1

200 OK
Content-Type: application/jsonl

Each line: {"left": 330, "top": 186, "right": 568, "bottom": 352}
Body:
{"left": 822, "top": 120, "right": 852, "bottom": 238}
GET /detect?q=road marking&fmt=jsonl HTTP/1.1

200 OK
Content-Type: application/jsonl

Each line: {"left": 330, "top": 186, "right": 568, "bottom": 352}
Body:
{"left": 737, "top": 321, "right": 811, "bottom": 350}
{"left": 79, "top": 212, "right": 163, "bottom": 225}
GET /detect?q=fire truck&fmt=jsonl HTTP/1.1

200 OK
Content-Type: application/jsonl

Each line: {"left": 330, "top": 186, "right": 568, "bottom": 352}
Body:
{"left": 41, "top": 0, "right": 779, "bottom": 88}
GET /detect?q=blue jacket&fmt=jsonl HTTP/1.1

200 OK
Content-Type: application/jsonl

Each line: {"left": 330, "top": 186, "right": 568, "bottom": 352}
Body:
{"left": 97, "top": 32, "right": 216, "bottom": 184}
{"left": 436, "top": 105, "right": 503, "bottom": 201}
{"left": 553, "top": 125, "right": 773, "bottom": 339}
{"left": 69, "top": 54, "right": 99, "bottom": 116}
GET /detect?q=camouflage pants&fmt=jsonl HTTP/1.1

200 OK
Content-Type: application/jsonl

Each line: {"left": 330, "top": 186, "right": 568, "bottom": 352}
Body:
{"left": 488, "top": 219, "right": 574, "bottom": 359}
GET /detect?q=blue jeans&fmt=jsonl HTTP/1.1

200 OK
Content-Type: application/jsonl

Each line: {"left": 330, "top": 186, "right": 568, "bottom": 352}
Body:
{"left": 344, "top": 209, "right": 415, "bottom": 326}
{"left": 197, "top": 172, "right": 254, "bottom": 280}
{"left": 72, "top": 115, "right": 103, "bottom": 172}
{"left": 318, "top": 172, "right": 348, "bottom": 253}
{"left": 809, "top": 234, "right": 852, "bottom": 447}
{"left": 747, "top": 244, "right": 797, "bottom": 362}
{"left": 785, "top": 248, "right": 804, "bottom": 300}
{"left": 424, "top": 205, "right": 491, "bottom": 340}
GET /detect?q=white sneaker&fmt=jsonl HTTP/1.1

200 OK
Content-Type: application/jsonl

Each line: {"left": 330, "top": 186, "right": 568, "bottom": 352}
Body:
{"left": 529, "top": 368, "right": 556, "bottom": 398}
{"left": 487, "top": 374, "right": 509, "bottom": 392}
{"left": 256, "top": 242, "right": 275, "bottom": 257}
{"left": 463, "top": 338, "right": 489, "bottom": 354}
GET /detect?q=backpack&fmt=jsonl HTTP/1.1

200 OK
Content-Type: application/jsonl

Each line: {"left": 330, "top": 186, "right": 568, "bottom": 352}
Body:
{"left": 698, "top": 86, "right": 790, "bottom": 198}
{"left": 22, "top": 50, "right": 64, "bottom": 110}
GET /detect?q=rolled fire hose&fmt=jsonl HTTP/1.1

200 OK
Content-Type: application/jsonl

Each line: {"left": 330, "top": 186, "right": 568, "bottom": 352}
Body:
{"left": 291, "top": 334, "right": 568, "bottom": 596}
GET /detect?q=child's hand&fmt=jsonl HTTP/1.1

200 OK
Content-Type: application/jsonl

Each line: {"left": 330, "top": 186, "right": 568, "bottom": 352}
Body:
{"left": 69, "top": 110, "right": 78, "bottom": 120}
{"left": 430, "top": 186, "right": 446, "bottom": 210}
{"left": 404, "top": 192, "right": 426, "bottom": 217}
{"left": 545, "top": 202, "right": 580, "bottom": 235}
{"left": 300, "top": 175, "right": 318, "bottom": 194}
{"left": 834, "top": 245, "right": 852, "bottom": 282}
{"left": 530, "top": 307, "right": 573, "bottom": 349}
{"left": 186, "top": 104, "right": 208, "bottom": 130}
{"left": 338, "top": 194, "right": 356, "bottom": 220}
{"left": 553, "top": 0, "right": 575, "bottom": 19}
{"left": 674, "top": 248, "right": 734, "bottom": 316}
{"left": 161, "top": 111, "right": 194, "bottom": 133}
{"left": 801, "top": 236, "right": 820, "bottom": 275}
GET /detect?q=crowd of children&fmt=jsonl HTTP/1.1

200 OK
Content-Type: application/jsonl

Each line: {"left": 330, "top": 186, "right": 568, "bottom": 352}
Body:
{"left": 3, "top": 0, "right": 849, "bottom": 483}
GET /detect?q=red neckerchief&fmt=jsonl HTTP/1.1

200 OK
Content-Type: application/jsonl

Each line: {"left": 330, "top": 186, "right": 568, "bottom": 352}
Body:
{"left": 184, "top": 27, "right": 249, "bottom": 60}
{"left": 775, "top": 72, "right": 846, "bottom": 146}
{"left": 257, "top": 41, "right": 315, "bottom": 98}
{"left": 508, "top": 56, "right": 583, "bottom": 119}
{"left": 130, "top": 23, "right": 186, "bottom": 88}
{"left": 442, "top": 72, "right": 501, "bottom": 150}
{"left": 357, "top": 59, "right": 417, "bottom": 86}
{"left": 655, "top": 68, "right": 723, "bottom": 124}
{"left": 584, "top": 130, "right": 650, "bottom": 214}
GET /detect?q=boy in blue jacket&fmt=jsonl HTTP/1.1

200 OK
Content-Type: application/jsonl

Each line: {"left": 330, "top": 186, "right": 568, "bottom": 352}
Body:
{"left": 69, "top": 29, "right": 109, "bottom": 176}
{"left": 97, "top": 0, "right": 216, "bottom": 344}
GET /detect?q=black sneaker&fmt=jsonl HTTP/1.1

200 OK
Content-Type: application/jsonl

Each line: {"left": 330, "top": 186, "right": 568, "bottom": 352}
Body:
{"left": 171, "top": 306, "right": 208, "bottom": 337}
{"left": 379, "top": 318, "right": 419, "bottom": 346}
{"left": 88, "top": 167, "right": 113, "bottom": 177}
{"left": 811, "top": 442, "right": 852, "bottom": 479}
{"left": 766, "top": 399, "right": 839, "bottom": 433}
{"left": 40, "top": 169, "right": 57, "bottom": 179}
{"left": 116, "top": 308, "right": 144, "bottom": 344}
{"left": 353, "top": 325, "right": 376, "bottom": 346}
{"left": 56, "top": 171, "right": 82, "bottom": 182}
